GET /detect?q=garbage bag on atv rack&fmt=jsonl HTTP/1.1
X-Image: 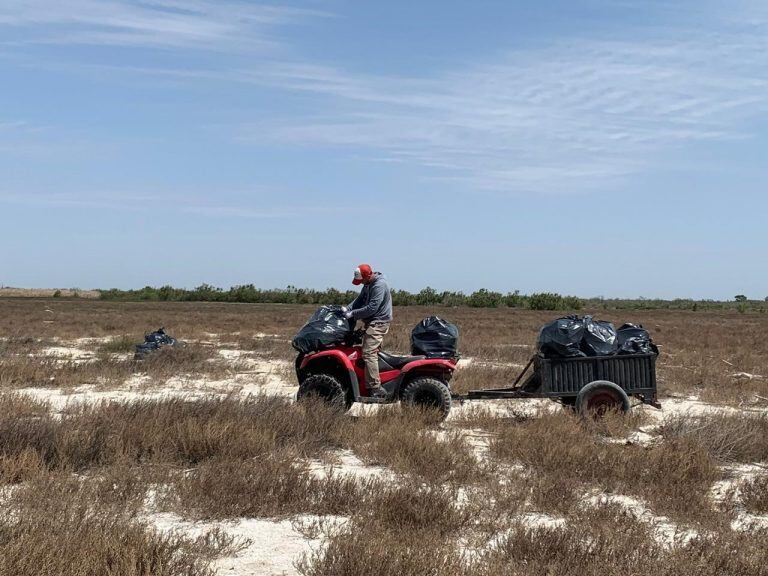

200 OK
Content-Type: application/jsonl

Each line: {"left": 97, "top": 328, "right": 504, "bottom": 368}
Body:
{"left": 134, "top": 327, "right": 178, "bottom": 360}
{"left": 617, "top": 323, "right": 659, "bottom": 355}
{"left": 411, "top": 316, "right": 459, "bottom": 359}
{"left": 292, "top": 305, "right": 354, "bottom": 355}
{"left": 537, "top": 315, "right": 618, "bottom": 358}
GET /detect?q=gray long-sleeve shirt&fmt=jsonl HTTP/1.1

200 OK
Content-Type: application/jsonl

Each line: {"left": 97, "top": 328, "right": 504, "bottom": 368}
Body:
{"left": 348, "top": 272, "right": 393, "bottom": 324}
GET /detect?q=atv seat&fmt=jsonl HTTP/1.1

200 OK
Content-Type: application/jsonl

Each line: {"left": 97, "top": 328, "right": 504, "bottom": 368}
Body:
{"left": 378, "top": 351, "right": 425, "bottom": 370}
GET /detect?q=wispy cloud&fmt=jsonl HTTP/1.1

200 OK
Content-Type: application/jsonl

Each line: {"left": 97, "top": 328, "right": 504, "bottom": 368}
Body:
{"left": 0, "top": 189, "right": 366, "bottom": 219}
{"left": 0, "top": 0, "right": 324, "bottom": 50}
{"left": 3, "top": 2, "right": 766, "bottom": 195}
{"left": 239, "top": 11, "right": 768, "bottom": 192}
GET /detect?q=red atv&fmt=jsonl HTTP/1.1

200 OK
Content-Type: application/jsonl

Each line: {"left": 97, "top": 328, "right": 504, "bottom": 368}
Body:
{"left": 295, "top": 328, "right": 458, "bottom": 419}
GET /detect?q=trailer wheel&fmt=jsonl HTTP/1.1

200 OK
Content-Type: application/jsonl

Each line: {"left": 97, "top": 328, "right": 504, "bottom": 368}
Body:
{"left": 576, "top": 380, "right": 630, "bottom": 417}
{"left": 401, "top": 377, "right": 452, "bottom": 420}
{"left": 297, "top": 374, "right": 351, "bottom": 412}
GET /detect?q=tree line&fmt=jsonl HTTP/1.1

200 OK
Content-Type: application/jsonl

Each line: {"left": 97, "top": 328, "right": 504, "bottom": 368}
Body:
{"left": 95, "top": 285, "right": 768, "bottom": 312}
{"left": 98, "top": 285, "right": 582, "bottom": 310}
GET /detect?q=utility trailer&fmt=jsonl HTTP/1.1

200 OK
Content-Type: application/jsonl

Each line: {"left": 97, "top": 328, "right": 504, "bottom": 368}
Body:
{"left": 459, "top": 353, "right": 660, "bottom": 415}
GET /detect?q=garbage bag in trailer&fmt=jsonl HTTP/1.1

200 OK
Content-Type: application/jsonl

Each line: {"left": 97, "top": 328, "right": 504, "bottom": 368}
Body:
{"left": 581, "top": 316, "right": 619, "bottom": 357}
{"left": 537, "top": 315, "right": 587, "bottom": 358}
{"left": 617, "top": 323, "right": 659, "bottom": 355}
{"left": 292, "top": 305, "right": 353, "bottom": 355}
{"left": 411, "top": 316, "right": 459, "bottom": 358}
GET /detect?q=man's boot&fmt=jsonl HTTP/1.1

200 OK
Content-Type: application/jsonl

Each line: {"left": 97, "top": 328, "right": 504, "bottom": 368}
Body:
{"left": 368, "top": 385, "right": 388, "bottom": 399}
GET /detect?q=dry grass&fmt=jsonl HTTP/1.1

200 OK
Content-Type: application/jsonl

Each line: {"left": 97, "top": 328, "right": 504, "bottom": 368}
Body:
{"left": 488, "top": 409, "right": 721, "bottom": 523}
{"left": 2, "top": 299, "right": 768, "bottom": 574}
{"left": 98, "top": 334, "right": 140, "bottom": 353}
{"left": 297, "top": 481, "right": 471, "bottom": 576}
{"left": 0, "top": 395, "right": 350, "bottom": 478}
{"left": 473, "top": 504, "right": 768, "bottom": 576}
{"left": 347, "top": 405, "right": 484, "bottom": 485}
{"left": 741, "top": 474, "right": 768, "bottom": 514}
{"left": 0, "top": 473, "right": 243, "bottom": 576}
{"left": 661, "top": 412, "right": 768, "bottom": 464}
{"left": 168, "top": 456, "right": 369, "bottom": 520}
{"left": 3, "top": 299, "right": 767, "bottom": 403}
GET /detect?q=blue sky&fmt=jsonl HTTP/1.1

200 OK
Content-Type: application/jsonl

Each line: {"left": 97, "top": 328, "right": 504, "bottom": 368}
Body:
{"left": 1, "top": 0, "right": 766, "bottom": 299}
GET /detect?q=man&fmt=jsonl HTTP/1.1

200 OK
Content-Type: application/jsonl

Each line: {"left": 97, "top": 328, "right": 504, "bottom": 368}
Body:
{"left": 342, "top": 264, "right": 392, "bottom": 397}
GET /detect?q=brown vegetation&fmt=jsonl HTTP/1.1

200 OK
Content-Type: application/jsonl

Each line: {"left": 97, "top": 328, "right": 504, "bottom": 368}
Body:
{"left": 1, "top": 299, "right": 768, "bottom": 575}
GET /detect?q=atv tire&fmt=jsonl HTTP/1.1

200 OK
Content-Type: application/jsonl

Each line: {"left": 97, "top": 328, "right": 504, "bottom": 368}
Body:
{"left": 297, "top": 374, "right": 351, "bottom": 412}
{"left": 401, "top": 377, "right": 452, "bottom": 420}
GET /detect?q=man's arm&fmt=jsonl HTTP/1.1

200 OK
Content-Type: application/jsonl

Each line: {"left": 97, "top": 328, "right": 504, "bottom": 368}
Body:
{"left": 349, "top": 283, "right": 385, "bottom": 321}
{"left": 347, "top": 291, "right": 363, "bottom": 312}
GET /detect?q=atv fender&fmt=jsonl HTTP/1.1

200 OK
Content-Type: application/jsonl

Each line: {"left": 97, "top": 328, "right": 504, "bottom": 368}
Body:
{"left": 394, "top": 359, "right": 456, "bottom": 397}
{"left": 401, "top": 358, "right": 457, "bottom": 375}
{"left": 300, "top": 350, "right": 361, "bottom": 400}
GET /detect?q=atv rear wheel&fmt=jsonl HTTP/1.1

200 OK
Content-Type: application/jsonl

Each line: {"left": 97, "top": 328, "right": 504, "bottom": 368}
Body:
{"left": 297, "top": 374, "right": 351, "bottom": 412}
{"left": 401, "top": 377, "right": 452, "bottom": 420}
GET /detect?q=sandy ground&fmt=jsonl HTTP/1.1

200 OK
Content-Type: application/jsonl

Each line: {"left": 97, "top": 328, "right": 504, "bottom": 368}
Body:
{"left": 151, "top": 512, "right": 342, "bottom": 576}
{"left": 6, "top": 336, "right": 768, "bottom": 575}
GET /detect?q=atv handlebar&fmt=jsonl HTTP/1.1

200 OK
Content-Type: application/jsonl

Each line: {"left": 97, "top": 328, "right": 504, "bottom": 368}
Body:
{"left": 344, "top": 328, "right": 366, "bottom": 346}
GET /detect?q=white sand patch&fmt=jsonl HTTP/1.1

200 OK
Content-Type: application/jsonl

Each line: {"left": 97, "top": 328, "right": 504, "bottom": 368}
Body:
{"left": 649, "top": 397, "right": 768, "bottom": 420}
{"left": 448, "top": 398, "right": 556, "bottom": 421}
{"left": 456, "top": 357, "right": 525, "bottom": 370}
{"left": 39, "top": 346, "right": 97, "bottom": 363}
{"left": 73, "top": 336, "right": 116, "bottom": 347}
{"left": 150, "top": 512, "right": 334, "bottom": 576}
{"left": 583, "top": 492, "right": 697, "bottom": 547}
{"left": 710, "top": 463, "right": 765, "bottom": 504}
{"left": 517, "top": 512, "right": 567, "bottom": 529}
{"left": 16, "top": 387, "right": 215, "bottom": 412}
{"left": 218, "top": 349, "right": 248, "bottom": 360}
{"left": 472, "top": 360, "right": 526, "bottom": 370}
{"left": 710, "top": 463, "right": 768, "bottom": 531}
{"left": 458, "top": 429, "right": 493, "bottom": 462}
{"left": 14, "top": 358, "right": 297, "bottom": 410}
{"left": 731, "top": 372, "right": 764, "bottom": 382}
{"left": 601, "top": 428, "right": 661, "bottom": 447}
{"left": 307, "top": 449, "right": 392, "bottom": 481}
{"left": 236, "top": 359, "right": 294, "bottom": 397}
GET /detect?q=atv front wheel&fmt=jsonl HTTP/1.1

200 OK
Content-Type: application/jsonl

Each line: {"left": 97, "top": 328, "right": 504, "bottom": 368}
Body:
{"left": 297, "top": 374, "right": 351, "bottom": 412}
{"left": 401, "top": 377, "right": 452, "bottom": 420}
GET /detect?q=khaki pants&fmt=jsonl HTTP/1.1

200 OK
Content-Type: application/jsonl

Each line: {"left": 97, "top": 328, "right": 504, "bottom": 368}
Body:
{"left": 362, "top": 322, "right": 390, "bottom": 388}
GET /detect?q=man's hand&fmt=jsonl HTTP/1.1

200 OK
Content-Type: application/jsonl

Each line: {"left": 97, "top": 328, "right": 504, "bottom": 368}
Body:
{"left": 341, "top": 306, "right": 353, "bottom": 319}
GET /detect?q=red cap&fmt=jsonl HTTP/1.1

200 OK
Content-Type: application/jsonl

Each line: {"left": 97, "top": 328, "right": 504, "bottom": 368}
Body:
{"left": 352, "top": 264, "right": 373, "bottom": 285}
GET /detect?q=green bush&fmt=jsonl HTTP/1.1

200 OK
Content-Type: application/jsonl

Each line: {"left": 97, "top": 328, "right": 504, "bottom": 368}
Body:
{"left": 529, "top": 292, "right": 564, "bottom": 310}
{"left": 468, "top": 289, "right": 504, "bottom": 308}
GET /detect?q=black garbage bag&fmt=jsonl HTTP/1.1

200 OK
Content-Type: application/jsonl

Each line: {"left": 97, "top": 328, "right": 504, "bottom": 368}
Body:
{"left": 537, "top": 315, "right": 618, "bottom": 357}
{"left": 617, "top": 323, "right": 659, "bottom": 355}
{"left": 292, "top": 305, "right": 353, "bottom": 355}
{"left": 134, "top": 327, "right": 178, "bottom": 359}
{"left": 411, "top": 316, "right": 459, "bottom": 359}
{"left": 581, "top": 317, "right": 619, "bottom": 357}
{"left": 537, "top": 316, "right": 587, "bottom": 358}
